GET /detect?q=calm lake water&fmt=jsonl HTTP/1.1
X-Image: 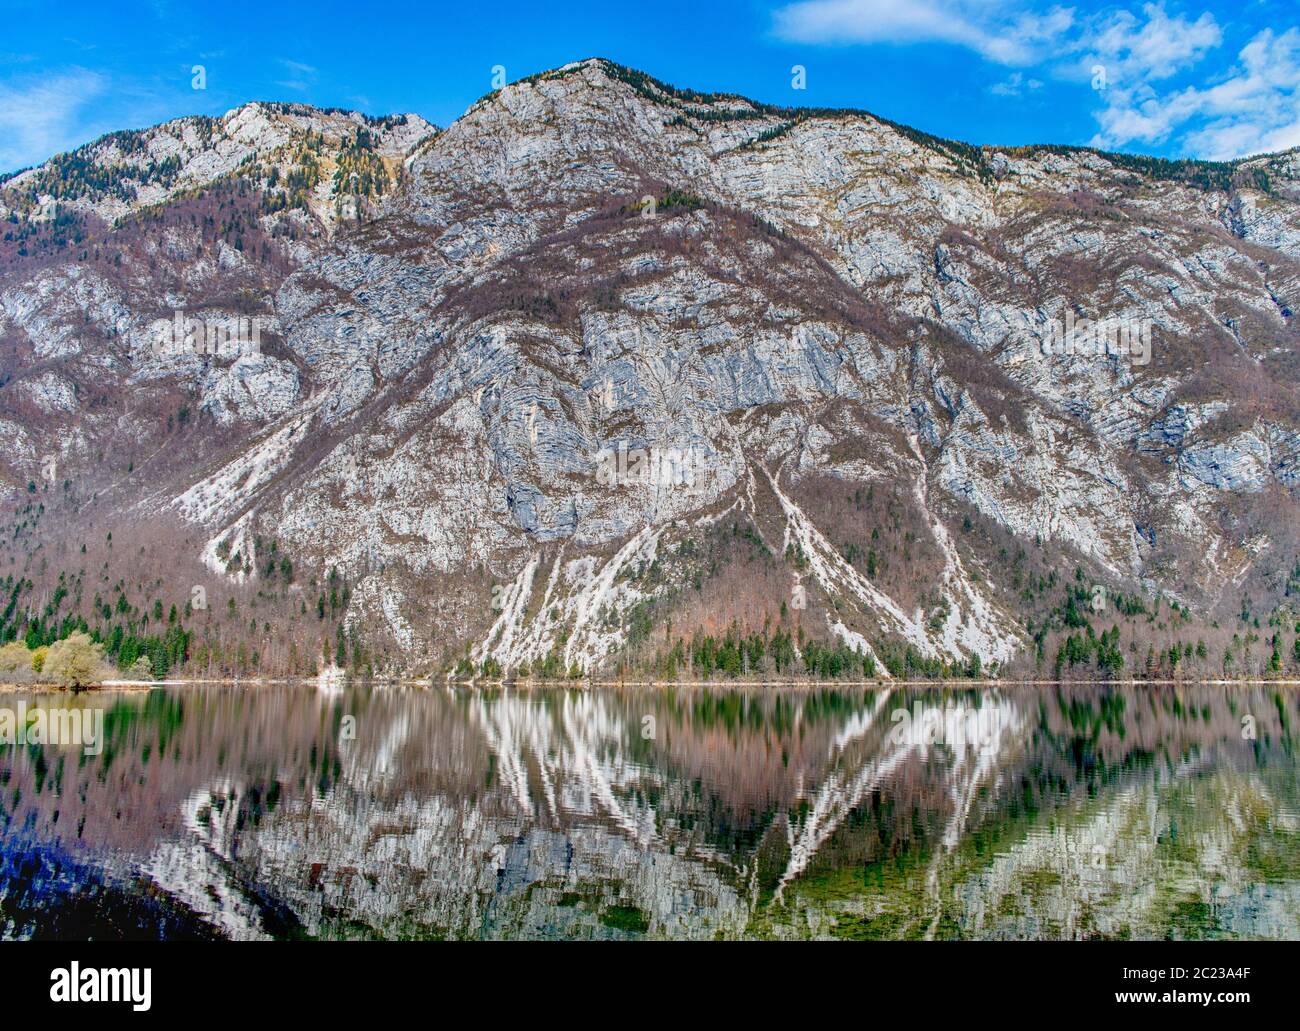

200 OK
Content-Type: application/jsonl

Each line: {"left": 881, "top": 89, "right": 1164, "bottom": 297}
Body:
{"left": 2, "top": 681, "right": 1298, "bottom": 940}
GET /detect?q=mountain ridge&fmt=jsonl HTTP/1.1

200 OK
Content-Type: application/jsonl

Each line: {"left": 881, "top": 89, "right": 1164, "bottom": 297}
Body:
{"left": 2, "top": 57, "right": 1300, "bottom": 682}
{"left": 5, "top": 55, "right": 1292, "bottom": 208}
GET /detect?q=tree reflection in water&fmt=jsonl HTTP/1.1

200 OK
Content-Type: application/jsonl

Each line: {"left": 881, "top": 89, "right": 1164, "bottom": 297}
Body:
{"left": 1, "top": 682, "right": 1297, "bottom": 940}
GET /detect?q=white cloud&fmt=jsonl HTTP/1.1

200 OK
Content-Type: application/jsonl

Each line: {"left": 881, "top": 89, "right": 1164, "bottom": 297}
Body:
{"left": 773, "top": 0, "right": 1074, "bottom": 66}
{"left": 1092, "top": 27, "right": 1300, "bottom": 159}
{"left": 774, "top": 0, "right": 1219, "bottom": 81}
{"left": 1078, "top": 3, "right": 1220, "bottom": 84}
{"left": 0, "top": 69, "right": 106, "bottom": 173}
{"left": 990, "top": 71, "right": 1044, "bottom": 97}
{"left": 274, "top": 57, "right": 318, "bottom": 95}
{"left": 772, "top": 0, "right": 1299, "bottom": 160}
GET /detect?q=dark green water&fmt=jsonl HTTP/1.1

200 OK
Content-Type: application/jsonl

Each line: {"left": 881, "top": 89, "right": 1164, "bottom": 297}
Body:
{"left": 1, "top": 681, "right": 1297, "bottom": 939}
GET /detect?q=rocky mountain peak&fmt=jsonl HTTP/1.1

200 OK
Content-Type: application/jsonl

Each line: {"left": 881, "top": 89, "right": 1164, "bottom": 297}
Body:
{"left": 0, "top": 100, "right": 436, "bottom": 229}
{"left": 3, "top": 60, "right": 1300, "bottom": 682}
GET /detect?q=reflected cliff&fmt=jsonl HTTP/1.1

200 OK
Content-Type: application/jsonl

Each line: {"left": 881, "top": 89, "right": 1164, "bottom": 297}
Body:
{"left": 2, "top": 682, "right": 1297, "bottom": 939}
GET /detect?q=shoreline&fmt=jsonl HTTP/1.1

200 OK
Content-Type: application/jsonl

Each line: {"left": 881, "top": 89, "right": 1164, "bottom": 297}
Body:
{"left": 3, "top": 675, "right": 1300, "bottom": 693}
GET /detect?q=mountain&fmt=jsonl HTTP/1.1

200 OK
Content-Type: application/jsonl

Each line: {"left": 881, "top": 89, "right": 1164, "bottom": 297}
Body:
{"left": 3, "top": 57, "right": 1300, "bottom": 681}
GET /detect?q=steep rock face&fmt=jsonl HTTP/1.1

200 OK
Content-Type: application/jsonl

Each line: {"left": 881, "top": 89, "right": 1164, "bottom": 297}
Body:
{"left": 0, "top": 102, "right": 434, "bottom": 229}
{"left": 2, "top": 59, "right": 1300, "bottom": 676}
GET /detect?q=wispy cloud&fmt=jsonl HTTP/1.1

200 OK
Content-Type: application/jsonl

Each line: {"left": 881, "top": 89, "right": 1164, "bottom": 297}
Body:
{"left": 279, "top": 58, "right": 317, "bottom": 77}
{"left": 1076, "top": 3, "right": 1220, "bottom": 84}
{"left": 1092, "top": 27, "right": 1300, "bottom": 159}
{"left": 990, "top": 71, "right": 1043, "bottom": 97}
{"left": 275, "top": 57, "right": 318, "bottom": 94}
{"left": 772, "top": 0, "right": 1074, "bottom": 66}
{"left": 0, "top": 69, "right": 106, "bottom": 173}
{"left": 772, "top": 0, "right": 1300, "bottom": 159}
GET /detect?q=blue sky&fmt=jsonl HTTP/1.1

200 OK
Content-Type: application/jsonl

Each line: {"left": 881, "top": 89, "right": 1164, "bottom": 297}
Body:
{"left": 2, "top": 0, "right": 1299, "bottom": 173}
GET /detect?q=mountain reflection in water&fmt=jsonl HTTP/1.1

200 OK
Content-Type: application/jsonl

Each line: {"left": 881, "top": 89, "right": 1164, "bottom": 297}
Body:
{"left": 1, "top": 682, "right": 1297, "bottom": 940}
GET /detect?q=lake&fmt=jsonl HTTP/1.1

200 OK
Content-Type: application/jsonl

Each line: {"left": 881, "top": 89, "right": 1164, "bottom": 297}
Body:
{"left": 2, "top": 681, "right": 1297, "bottom": 940}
